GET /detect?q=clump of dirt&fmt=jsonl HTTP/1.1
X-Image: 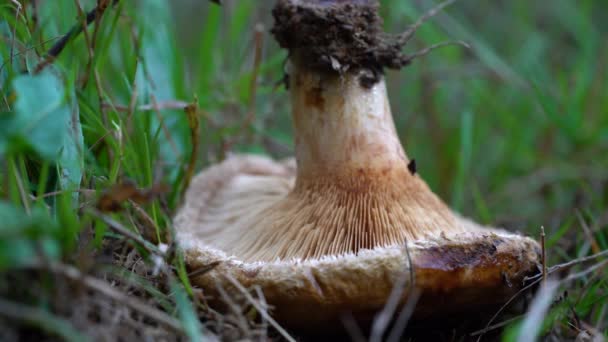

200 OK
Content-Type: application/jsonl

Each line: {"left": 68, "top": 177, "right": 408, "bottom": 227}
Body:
{"left": 271, "top": 0, "right": 413, "bottom": 86}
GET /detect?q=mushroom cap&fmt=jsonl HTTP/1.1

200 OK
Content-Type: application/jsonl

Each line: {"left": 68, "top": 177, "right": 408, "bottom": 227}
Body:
{"left": 175, "top": 155, "right": 540, "bottom": 330}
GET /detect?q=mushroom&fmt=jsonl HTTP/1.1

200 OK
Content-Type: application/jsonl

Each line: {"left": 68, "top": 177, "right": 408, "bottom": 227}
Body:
{"left": 175, "top": 0, "right": 540, "bottom": 331}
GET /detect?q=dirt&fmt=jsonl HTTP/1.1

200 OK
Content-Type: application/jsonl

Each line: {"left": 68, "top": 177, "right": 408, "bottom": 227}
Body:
{"left": 271, "top": 0, "right": 414, "bottom": 87}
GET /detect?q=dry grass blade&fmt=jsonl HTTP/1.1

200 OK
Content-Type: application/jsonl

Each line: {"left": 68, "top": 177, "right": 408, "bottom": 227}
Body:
{"left": 223, "top": 274, "right": 296, "bottom": 342}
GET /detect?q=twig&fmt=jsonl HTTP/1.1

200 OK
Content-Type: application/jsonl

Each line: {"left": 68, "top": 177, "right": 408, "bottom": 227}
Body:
{"left": 34, "top": 0, "right": 120, "bottom": 74}
{"left": 224, "top": 274, "right": 296, "bottom": 342}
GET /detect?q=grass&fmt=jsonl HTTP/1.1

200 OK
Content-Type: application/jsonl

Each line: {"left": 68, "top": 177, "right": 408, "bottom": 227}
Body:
{"left": 0, "top": 0, "right": 607, "bottom": 340}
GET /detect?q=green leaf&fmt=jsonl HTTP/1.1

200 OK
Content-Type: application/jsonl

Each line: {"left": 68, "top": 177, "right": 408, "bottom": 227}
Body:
{"left": 6, "top": 70, "right": 84, "bottom": 189}
{"left": 11, "top": 70, "right": 68, "bottom": 159}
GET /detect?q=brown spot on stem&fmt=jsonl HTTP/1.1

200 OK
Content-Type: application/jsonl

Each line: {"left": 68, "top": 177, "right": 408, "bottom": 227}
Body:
{"left": 305, "top": 84, "right": 325, "bottom": 110}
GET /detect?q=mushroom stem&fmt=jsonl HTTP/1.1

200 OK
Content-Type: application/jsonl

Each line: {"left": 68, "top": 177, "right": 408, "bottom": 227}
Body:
{"left": 290, "top": 64, "right": 409, "bottom": 187}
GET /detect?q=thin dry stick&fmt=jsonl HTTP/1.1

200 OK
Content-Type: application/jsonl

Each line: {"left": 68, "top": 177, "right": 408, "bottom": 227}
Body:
{"left": 39, "top": 262, "right": 184, "bottom": 333}
{"left": 223, "top": 274, "right": 296, "bottom": 342}
{"left": 398, "top": 0, "right": 457, "bottom": 45}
